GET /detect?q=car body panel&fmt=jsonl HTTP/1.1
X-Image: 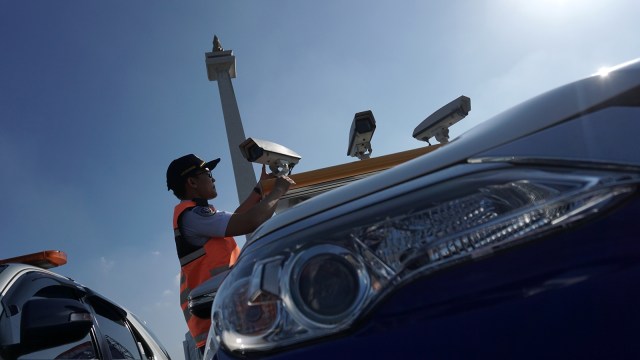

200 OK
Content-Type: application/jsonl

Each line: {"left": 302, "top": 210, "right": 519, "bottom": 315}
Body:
{"left": 472, "top": 107, "right": 640, "bottom": 167}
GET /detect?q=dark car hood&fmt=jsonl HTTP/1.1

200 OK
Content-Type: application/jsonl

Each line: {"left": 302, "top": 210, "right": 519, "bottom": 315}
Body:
{"left": 251, "top": 59, "right": 640, "bottom": 242}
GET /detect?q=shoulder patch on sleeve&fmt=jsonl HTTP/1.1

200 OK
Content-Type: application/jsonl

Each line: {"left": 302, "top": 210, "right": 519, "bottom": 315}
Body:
{"left": 193, "top": 206, "right": 215, "bottom": 217}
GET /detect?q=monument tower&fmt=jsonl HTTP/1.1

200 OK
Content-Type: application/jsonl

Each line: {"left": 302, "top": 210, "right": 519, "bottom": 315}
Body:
{"left": 205, "top": 35, "right": 256, "bottom": 202}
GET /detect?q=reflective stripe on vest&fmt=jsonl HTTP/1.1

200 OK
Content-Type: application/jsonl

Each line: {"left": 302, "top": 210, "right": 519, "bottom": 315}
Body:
{"left": 179, "top": 247, "right": 206, "bottom": 266}
{"left": 173, "top": 200, "right": 240, "bottom": 348}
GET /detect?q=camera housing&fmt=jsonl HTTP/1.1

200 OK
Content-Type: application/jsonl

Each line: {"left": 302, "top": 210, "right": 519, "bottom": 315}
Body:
{"left": 239, "top": 138, "right": 301, "bottom": 176}
{"left": 413, "top": 95, "right": 471, "bottom": 144}
{"left": 347, "top": 110, "right": 377, "bottom": 160}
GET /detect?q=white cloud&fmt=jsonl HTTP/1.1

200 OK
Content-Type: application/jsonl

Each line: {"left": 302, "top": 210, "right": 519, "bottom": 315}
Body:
{"left": 154, "top": 301, "right": 173, "bottom": 309}
{"left": 100, "top": 256, "right": 115, "bottom": 273}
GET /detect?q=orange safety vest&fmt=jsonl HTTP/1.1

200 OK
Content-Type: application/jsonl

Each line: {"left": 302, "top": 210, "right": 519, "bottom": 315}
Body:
{"left": 173, "top": 200, "right": 240, "bottom": 348}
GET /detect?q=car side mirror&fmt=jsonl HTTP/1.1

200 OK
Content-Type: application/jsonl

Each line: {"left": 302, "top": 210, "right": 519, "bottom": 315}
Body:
{"left": 188, "top": 270, "right": 230, "bottom": 319}
{"left": 20, "top": 298, "right": 93, "bottom": 350}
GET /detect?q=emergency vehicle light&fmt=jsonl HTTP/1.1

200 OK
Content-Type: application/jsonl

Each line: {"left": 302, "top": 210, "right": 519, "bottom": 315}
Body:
{"left": 0, "top": 250, "right": 68, "bottom": 269}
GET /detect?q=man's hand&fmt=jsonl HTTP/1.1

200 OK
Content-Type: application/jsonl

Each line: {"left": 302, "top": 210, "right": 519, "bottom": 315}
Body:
{"left": 253, "top": 165, "right": 275, "bottom": 198}
{"left": 256, "top": 165, "right": 295, "bottom": 197}
{"left": 273, "top": 175, "right": 295, "bottom": 195}
{"left": 226, "top": 168, "right": 296, "bottom": 237}
{"left": 259, "top": 164, "right": 274, "bottom": 182}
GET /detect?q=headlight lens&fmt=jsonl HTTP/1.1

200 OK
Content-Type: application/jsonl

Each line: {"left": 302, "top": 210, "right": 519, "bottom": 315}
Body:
{"left": 224, "top": 278, "right": 279, "bottom": 336}
{"left": 295, "top": 254, "right": 357, "bottom": 318}
{"left": 286, "top": 244, "right": 369, "bottom": 328}
{"left": 207, "top": 167, "right": 638, "bottom": 355}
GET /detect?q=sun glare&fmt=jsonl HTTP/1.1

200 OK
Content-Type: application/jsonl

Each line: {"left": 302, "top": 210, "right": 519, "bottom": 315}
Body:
{"left": 594, "top": 58, "right": 640, "bottom": 78}
{"left": 597, "top": 67, "right": 611, "bottom": 77}
{"left": 515, "top": 0, "right": 604, "bottom": 20}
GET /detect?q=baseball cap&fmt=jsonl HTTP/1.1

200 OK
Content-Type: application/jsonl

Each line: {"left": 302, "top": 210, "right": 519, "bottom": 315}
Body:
{"left": 166, "top": 154, "right": 220, "bottom": 191}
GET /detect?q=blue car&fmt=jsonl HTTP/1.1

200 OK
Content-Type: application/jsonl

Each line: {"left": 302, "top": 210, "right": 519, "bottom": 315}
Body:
{"left": 201, "top": 59, "right": 640, "bottom": 359}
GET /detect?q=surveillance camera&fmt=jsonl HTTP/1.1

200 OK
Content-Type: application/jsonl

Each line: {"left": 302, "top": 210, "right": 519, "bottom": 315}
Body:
{"left": 413, "top": 95, "right": 471, "bottom": 144}
{"left": 347, "top": 110, "right": 377, "bottom": 160}
{"left": 239, "top": 138, "right": 301, "bottom": 176}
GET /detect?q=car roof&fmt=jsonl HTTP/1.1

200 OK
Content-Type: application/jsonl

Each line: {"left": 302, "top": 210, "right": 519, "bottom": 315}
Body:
{"left": 0, "top": 262, "right": 129, "bottom": 317}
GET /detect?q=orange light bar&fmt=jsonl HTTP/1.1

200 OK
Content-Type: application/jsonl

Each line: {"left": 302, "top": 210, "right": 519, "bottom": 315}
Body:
{"left": 0, "top": 250, "right": 68, "bottom": 269}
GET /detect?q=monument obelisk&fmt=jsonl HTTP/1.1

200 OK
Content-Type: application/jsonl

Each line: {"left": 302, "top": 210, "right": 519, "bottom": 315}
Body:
{"left": 205, "top": 36, "right": 256, "bottom": 203}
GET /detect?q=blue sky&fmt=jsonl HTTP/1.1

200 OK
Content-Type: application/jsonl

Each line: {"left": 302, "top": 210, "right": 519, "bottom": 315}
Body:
{"left": 1, "top": 1, "right": 638, "bottom": 358}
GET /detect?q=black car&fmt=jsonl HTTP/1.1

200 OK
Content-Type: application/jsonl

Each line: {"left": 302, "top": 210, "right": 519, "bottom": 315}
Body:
{"left": 198, "top": 59, "right": 640, "bottom": 359}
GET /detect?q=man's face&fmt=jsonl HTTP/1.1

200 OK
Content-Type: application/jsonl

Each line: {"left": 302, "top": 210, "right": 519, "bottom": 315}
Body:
{"left": 190, "top": 168, "right": 217, "bottom": 199}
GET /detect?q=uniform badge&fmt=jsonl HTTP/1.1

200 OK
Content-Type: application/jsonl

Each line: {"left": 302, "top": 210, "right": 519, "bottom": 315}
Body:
{"left": 194, "top": 206, "right": 215, "bottom": 217}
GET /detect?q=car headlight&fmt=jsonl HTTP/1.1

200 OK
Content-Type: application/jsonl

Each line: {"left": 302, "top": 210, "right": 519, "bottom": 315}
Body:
{"left": 207, "top": 166, "right": 638, "bottom": 355}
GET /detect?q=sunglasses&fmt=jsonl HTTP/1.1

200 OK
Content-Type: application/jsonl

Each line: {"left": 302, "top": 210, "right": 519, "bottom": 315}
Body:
{"left": 192, "top": 170, "right": 213, "bottom": 179}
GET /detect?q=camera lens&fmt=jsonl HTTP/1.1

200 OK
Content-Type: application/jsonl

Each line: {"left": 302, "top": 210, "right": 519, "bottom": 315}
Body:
{"left": 248, "top": 145, "right": 264, "bottom": 162}
{"left": 355, "top": 118, "right": 374, "bottom": 133}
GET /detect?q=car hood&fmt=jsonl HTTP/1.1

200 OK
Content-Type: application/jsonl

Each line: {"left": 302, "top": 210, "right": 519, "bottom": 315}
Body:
{"left": 250, "top": 59, "right": 640, "bottom": 242}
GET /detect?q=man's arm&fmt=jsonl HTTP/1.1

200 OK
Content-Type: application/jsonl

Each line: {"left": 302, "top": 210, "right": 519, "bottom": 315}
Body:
{"left": 234, "top": 165, "right": 271, "bottom": 214}
{"left": 225, "top": 175, "right": 295, "bottom": 236}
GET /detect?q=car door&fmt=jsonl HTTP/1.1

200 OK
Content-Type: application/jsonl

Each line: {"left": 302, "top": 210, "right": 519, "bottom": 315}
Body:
{"left": 0, "top": 270, "right": 98, "bottom": 359}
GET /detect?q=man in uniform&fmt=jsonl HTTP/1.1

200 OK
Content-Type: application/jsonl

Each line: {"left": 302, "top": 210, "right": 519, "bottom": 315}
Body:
{"left": 166, "top": 154, "right": 294, "bottom": 352}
